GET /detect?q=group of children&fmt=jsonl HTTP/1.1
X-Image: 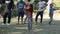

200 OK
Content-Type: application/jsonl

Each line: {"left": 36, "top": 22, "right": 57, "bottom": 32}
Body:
{"left": 1, "top": 0, "right": 59, "bottom": 27}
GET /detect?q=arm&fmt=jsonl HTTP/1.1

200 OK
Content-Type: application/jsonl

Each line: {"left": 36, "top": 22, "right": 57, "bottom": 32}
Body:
{"left": 44, "top": 2, "right": 47, "bottom": 8}
{"left": 53, "top": 7, "right": 60, "bottom": 10}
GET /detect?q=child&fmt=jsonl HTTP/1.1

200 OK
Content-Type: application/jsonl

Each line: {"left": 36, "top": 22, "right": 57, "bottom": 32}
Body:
{"left": 24, "top": 0, "right": 33, "bottom": 24}
{"left": 35, "top": 0, "right": 47, "bottom": 24}
{"left": 49, "top": 3, "right": 59, "bottom": 24}
{"left": 24, "top": 0, "right": 33, "bottom": 29}
{"left": 17, "top": 0, "right": 26, "bottom": 24}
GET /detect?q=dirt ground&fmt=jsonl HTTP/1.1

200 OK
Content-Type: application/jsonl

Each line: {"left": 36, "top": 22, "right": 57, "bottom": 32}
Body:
{"left": 0, "top": 13, "right": 60, "bottom": 34}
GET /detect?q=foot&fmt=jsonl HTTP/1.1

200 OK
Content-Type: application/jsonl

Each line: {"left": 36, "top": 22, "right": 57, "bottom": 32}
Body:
{"left": 28, "top": 28, "right": 32, "bottom": 30}
{"left": 17, "top": 22, "right": 20, "bottom": 25}
{"left": 24, "top": 23, "right": 26, "bottom": 24}
{"left": 35, "top": 21, "right": 37, "bottom": 25}
{"left": 40, "top": 22, "right": 42, "bottom": 23}
{"left": 6, "top": 23, "right": 10, "bottom": 25}
{"left": 49, "top": 22, "right": 51, "bottom": 25}
{"left": 2, "top": 23, "right": 6, "bottom": 26}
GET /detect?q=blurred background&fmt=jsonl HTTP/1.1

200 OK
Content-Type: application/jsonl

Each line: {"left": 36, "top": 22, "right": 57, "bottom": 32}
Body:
{"left": 0, "top": 0, "right": 60, "bottom": 34}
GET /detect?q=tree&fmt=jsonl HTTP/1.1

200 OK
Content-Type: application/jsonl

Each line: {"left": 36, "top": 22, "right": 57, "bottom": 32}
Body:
{"left": 34, "top": 0, "right": 39, "bottom": 10}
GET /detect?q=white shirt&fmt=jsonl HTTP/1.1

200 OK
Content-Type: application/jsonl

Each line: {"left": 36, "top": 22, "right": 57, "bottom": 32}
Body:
{"left": 38, "top": 1, "right": 46, "bottom": 12}
{"left": 5, "top": 1, "right": 10, "bottom": 4}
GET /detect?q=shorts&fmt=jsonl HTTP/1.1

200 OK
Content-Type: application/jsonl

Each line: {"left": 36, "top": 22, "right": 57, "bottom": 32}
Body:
{"left": 18, "top": 12, "right": 24, "bottom": 17}
{"left": 49, "top": 13, "right": 53, "bottom": 17}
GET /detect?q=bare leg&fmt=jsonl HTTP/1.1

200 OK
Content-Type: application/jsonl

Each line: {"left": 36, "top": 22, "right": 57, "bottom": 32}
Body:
{"left": 49, "top": 16, "right": 53, "bottom": 25}
{"left": 18, "top": 16, "right": 20, "bottom": 24}
{"left": 24, "top": 15, "right": 28, "bottom": 24}
{"left": 21, "top": 16, "right": 23, "bottom": 24}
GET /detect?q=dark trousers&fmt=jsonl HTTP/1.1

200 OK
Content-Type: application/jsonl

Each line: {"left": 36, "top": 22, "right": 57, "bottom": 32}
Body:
{"left": 49, "top": 15, "right": 53, "bottom": 24}
{"left": 3, "top": 12, "right": 11, "bottom": 24}
{"left": 49, "top": 13, "right": 53, "bottom": 24}
{"left": 35, "top": 11, "right": 43, "bottom": 24}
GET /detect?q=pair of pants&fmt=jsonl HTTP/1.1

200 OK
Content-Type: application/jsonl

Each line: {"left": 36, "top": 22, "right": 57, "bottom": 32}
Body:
{"left": 28, "top": 15, "right": 33, "bottom": 29}
{"left": 35, "top": 11, "right": 43, "bottom": 23}
{"left": 49, "top": 13, "right": 53, "bottom": 24}
{"left": 49, "top": 16, "right": 53, "bottom": 24}
{"left": 3, "top": 12, "right": 11, "bottom": 24}
{"left": 18, "top": 12, "right": 24, "bottom": 24}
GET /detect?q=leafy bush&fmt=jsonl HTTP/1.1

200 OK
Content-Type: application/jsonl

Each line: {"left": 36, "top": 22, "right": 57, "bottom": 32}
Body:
{"left": 12, "top": 9, "right": 18, "bottom": 17}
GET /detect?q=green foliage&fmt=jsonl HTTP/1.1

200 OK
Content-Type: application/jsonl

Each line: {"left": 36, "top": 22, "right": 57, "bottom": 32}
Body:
{"left": 55, "top": 2, "right": 60, "bottom": 7}
{"left": 34, "top": 0, "right": 39, "bottom": 4}
{"left": 34, "top": 10, "right": 38, "bottom": 13}
{"left": 0, "top": 4, "right": 5, "bottom": 14}
{"left": 33, "top": 0, "right": 39, "bottom": 10}
{"left": 12, "top": 9, "right": 18, "bottom": 17}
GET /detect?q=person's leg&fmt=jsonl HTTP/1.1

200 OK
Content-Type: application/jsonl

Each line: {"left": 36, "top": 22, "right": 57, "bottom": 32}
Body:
{"left": 3, "top": 14, "right": 7, "bottom": 24}
{"left": 18, "top": 12, "right": 20, "bottom": 24}
{"left": 2, "top": 13, "right": 7, "bottom": 25}
{"left": 21, "top": 12, "right": 24, "bottom": 24}
{"left": 49, "top": 15, "right": 53, "bottom": 24}
{"left": 35, "top": 12, "right": 40, "bottom": 24}
{"left": 28, "top": 17, "right": 32, "bottom": 29}
{"left": 28, "top": 12, "right": 33, "bottom": 29}
{"left": 8, "top": 12, "right": 11, "bottom": 24}
{"left": 24, "top": 15, "right": 28, "bottom": 24}
{"left": 40, "top": 11, "right": 43, "bottom": 23}
{"left": 24, "top": 12, "right": 28, "bottom": 24}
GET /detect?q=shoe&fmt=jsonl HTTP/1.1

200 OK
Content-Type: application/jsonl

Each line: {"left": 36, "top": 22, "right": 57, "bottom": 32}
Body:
{"left": 24, "top": 22, "right": 26, "bottom": 24}
{"left": 35, "top": 20, "right": 37, "bottom": 24}
{"left": 2, "top": 23, "right": 6, "bottom": 26}
{"left": 49, "top": 22, "right": 51, "bottom": 25}
{"left": 6, "top": 23, "right": 10, "bottom": 25}
{"left": 40, "top": 21, "right": 42, "bottom": 23}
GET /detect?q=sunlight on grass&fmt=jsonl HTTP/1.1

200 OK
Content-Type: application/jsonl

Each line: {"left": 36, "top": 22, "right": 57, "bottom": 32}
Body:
{"left": 33, "top": 29, "right": 44, "bottom": 32}
{"left": 53, "top": 13, "right": 60, "bottom": 20}
{"left": 10, "top": 32, "right": 22, "bottom": 34}
{"left": 14, "top": 27, "right": 28, "bottom": 30}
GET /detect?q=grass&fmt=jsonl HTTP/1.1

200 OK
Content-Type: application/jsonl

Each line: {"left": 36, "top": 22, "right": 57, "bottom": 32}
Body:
{"left": 0, "top": 1, "right": 60, "bottom": 34}
{"left": 0, "top": 13, "right": 60, "bottom": 34}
